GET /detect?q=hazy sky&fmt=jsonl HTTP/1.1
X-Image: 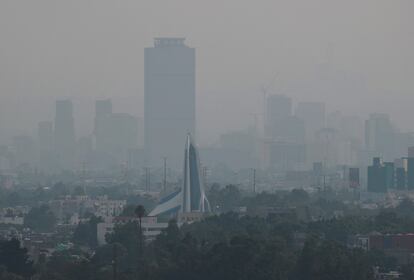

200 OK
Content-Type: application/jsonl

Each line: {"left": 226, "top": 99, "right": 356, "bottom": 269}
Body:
{"left": 0, "top": 0, "right": 413, "bottom": 145}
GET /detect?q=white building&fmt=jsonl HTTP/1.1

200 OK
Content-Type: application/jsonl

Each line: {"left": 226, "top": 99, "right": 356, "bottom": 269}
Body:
{"left": 97, "top": 216, "right": 168, "bottom": 245}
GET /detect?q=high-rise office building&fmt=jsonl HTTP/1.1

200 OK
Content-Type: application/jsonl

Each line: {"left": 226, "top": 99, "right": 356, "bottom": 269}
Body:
{"left": 54, "top": 100, "right": 76, "bottom": 170}
{"left": 367, "top": 157, "right": 390, "bottom": 193}
{"left": 144, "top": 38, "right": 195, "bottom": 168}
{"left": 295, "top": 102, "right": 325, "bottom": 142}
{"left": 98, "top": 113, "right": 138, "bottom": 164}
{"left": 396, "top": 167, "right": 406, "bottom": 189}
{"left": 94, "top": 98, "right": 138, "bottom": 166}
{"left": 95, "top": 99, "right": 112, "bottom": 119}
{"left": 384, "top": 162, "right": 395, "bottom": 190}
{"left": 349, "top": 167, "right": 360, "bottom": 188}
{"left": 95, "top": 99, "right": 113, "bottom": 151}
{"left": 295, "top": 102, "right": 325, "bottom": 167}
{"left": 266, "top": 95, "right": 305, "bottom": 142}
{"left": 407, "top": 147, "right": 414, "bottom": 190}
{"left": 365, "top": 113, "right": 395, "bottom": 161}
{"left": 265, "top": 95, "right": 305, "bottom": 170}
{"left": 266, "top": 95, "right": 292, "bottom": 124}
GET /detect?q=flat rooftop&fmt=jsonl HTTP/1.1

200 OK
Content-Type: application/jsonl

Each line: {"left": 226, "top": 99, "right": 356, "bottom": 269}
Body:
{"left": 154, "top": 37, "right": 187, "bottom": 48}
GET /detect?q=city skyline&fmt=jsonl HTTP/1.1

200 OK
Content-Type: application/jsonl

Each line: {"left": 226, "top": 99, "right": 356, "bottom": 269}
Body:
{"left": 0, "top": 1, "right": 413, "bottom": 146}
{"left": 1, "top": 3, "right": 414, "bottom": 279}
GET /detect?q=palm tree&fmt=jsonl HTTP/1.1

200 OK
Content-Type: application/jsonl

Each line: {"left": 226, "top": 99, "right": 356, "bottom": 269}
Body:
{"left": 134, "top": 205, "right": 146, "bottom": 252}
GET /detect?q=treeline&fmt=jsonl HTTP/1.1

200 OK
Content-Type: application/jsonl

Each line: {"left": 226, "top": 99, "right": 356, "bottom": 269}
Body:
{"left": 4, "top": 185, "right": 414, "bottom": 279}
{"left": 0, "top": 182, "right": 156, "bottom": 209}
{"left": 8, "top": 206, "right": 414, "bottom": 280}
{"left": 2, "top": 215, "right": 377, "bottom": 280}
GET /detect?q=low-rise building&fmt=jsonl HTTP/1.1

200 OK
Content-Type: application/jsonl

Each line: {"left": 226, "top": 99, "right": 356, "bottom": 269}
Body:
{"left": 349, "top": 233, "right": 414, "bottom": 264}
{"left": 97, "top": 216, "right": 168, "bottom": 245}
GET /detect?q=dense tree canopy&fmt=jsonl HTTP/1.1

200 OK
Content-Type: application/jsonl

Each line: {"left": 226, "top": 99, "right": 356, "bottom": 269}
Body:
{"left": 72, "top": 215, "right": 103, "bottom": 248}
{"left": 0, "top": 239, "right": 33, "bottom": 278}
{"left": 24, "top": 204, "right": 57, "bottom": 232}
{"left": 5, "top": 186, "right": 414, "bottom": 279}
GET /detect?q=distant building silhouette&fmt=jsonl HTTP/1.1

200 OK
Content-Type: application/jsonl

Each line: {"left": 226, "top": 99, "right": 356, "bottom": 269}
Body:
{"left": 94, "top": 99, "right": 138, "bottom": 167}
{"left": 99, "top": 113, "right": 138, "bottom": 163}
{"left": 295, "top": 102, "right": 325, "bottom": 141}
{"left": 265, "top": 95, "right": 305, "bottom": 170}
{"left": 54, "top": 100, "right": 76, "bottom": 170}
{"left": 144, "top": 38, "right": 196, "bottom": 169}
{"left": 266, "top": 95, "right": 292, "bottom": 125}
{"left": 365, "top": 113, "right": 395, "bottom": 161}
{"left": 295, "top": 101, "right": 325, "bottom": 167}
{"left": 95, "top": 99, "right": 113, "bottom": 151}
{"left": 266, "top": 95, "right": 305, "bottom": 143}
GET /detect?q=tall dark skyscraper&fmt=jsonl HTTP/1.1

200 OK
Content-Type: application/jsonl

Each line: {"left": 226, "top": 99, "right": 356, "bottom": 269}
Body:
{"left": 54, "top": 100, "right": 76, "bottom": 170}
{"left": 144, "top": 38, "right": 196, "bottom": 168}
{"left": 367, "top": 157, "right": 388, "bottom": 193}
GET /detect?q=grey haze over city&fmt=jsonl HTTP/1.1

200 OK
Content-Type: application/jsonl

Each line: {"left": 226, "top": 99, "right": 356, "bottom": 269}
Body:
{"left": 3, "top": 2, "right": 414, "bottom": 279}
{"left": 0, "top": 0, "right": 413, "bottom": 146}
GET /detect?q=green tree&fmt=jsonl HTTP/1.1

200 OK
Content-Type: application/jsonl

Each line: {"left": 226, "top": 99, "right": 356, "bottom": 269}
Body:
{"left": 0, "top": 239, "right": 34, "bottom": 278}
{"left": 288, "top": 189, "right": 310, "bottom": 205}
{"left": 134, "top": 205, "right": 146, "bottom": 253}
{"left": 72, "top": 215, "right": 103, "bottom": 248}
{"left": 119, "top": 205, "right": 136, "bottom": 217}
{"left": 24, "top": 204, "right": 57, "bottom": 232}
{"left": 72, "top": 185, "right": 85, "bottom": 196}
{"left": 106, "top": 221, "right": 143, "bottom": 270}
{"left": 208, "top": 184, "right": 242, "bottom": 213}
{"left": 400, "top": 264, "right": 414, "bottom": 280}
{"left": 295, "top": 238, "right": 374, "bottom": 280}
{"left": 40, "top": 249, "right": 93, "bottom": 280}
{"left": 0, "top": 266, "right": 24, "bottom": 280}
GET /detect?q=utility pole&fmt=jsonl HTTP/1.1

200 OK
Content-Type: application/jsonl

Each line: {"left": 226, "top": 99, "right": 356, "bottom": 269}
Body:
{"left": 112, "top": 244, "right": 117, "bottom": 280}
{"left": 144, "top": 167, "right": 151, "bottom": 191}
{"left": 163, "top": 157, "right": 167, "bottom": 192}
{"left": 203, "top": 166, "right": 208, "bottom": 187}
{"left": 81, "top": 160, "right": 87, "bottom": 195}
{"left": 123, "top": 161, "right": 129, "bottom": 183}
{"left": 252, "top": 168, "right": 256, "bottom": 193}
